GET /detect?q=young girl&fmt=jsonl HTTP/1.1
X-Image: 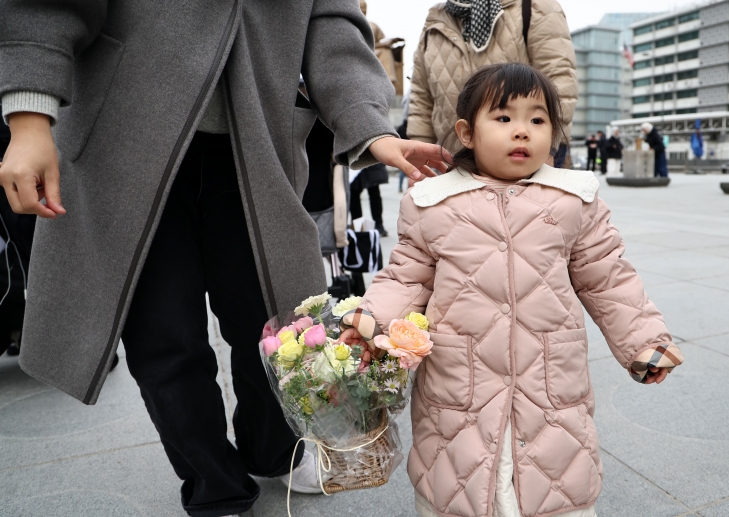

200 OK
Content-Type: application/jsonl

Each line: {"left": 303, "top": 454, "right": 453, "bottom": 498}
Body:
{"left": 340, "top": 63, "right": 683, "bottom": 517}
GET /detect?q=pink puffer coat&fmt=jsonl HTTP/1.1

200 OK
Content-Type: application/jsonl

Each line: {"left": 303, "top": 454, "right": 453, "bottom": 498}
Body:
{"left": 352, "top": 166, "right": 683, "bottom": 517}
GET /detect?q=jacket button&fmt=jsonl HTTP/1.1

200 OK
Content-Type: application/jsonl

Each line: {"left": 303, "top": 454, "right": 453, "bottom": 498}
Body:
{"left": 498, "top": 242, "right": 508, "bottom": 252}
{"left": 489, "top": 442, "right": 498, "bottom": 454}
{"left": 486, "top": 192, "right": 496, "bottom": 201}
{"left": 503, "top": 375, "right": 512, "bottom": 386}
{"left": 500, "top": 303, "right": 511, "bottom": 314}
{"left": 508, "top": 188, "right": 516, "bottom": 195}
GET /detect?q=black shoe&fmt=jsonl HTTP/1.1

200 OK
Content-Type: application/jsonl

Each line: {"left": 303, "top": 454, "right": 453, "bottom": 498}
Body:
{"left": 109, "top": 353, "right": 120, "bottom": 371}
{"left": 6, "top": 343, "right": 20, "bottom": 356}
{"left": 376, "top": 225, "right": 388, "bottom": 237}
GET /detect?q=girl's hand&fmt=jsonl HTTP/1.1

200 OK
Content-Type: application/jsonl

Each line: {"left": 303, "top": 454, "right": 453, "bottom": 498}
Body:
{"left": 644, "top": 366, "right": 670, "bottom": 384}
{"left": 339, "top": 328, "right": 364, "bottom": 346}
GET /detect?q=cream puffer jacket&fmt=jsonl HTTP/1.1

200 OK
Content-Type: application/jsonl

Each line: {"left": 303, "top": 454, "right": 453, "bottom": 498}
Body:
{"left": 349, "top": 166, "right": 683, "bottom": 517}
{"left": 407, "top": 1, "right": 578, "bottom": 144}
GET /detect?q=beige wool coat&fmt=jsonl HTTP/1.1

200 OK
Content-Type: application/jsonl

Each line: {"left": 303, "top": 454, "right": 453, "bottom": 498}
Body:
{"left": 407, "top": 1, "right": 578, "bottom": 145}
{"left": 347, "top": 167, "right": 683, "bottom": 517}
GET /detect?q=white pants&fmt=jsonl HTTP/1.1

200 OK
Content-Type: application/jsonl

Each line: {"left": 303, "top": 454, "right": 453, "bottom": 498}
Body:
{"left": 414, "top": 421, "right": 597, "bottom": 517}
{"left": 606, "top": 158, "right": 622, "bottom": 177}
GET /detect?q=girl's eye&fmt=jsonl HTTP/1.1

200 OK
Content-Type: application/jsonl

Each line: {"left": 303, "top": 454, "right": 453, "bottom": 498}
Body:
{"left": 497, "top": 116, "right": 510, "bottom": 123}
{"left": 532, "top": 118, "right": 545, "bottom": 125}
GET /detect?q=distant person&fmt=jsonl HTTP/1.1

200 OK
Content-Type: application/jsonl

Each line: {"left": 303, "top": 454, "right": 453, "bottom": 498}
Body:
{"left": 586, "top": 134, "right": 598, "bottom": 171}
{"left": 596, "top": 130, "right": 607, "bottom": 174}
{"left": 606, "top": 127, "right": 624, "bottom": 177}
{"left": 641, "top": 122, "right": 668, "bottom": 177}
{"left": 407, "top": 0, "right": 578, "bottom": 167}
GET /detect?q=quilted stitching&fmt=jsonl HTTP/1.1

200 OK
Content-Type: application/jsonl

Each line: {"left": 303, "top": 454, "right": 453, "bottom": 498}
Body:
{"left": 407, "top": 186, "right": 611, "bottom": 517}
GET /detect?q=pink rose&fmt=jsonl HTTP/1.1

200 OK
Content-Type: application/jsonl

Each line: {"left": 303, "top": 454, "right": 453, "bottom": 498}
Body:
{"left": 293, "top": 316, "right": 314, "bottom": 334}
{"left": 303, "top": 324, "right": 327, "bottom": 348}
{"left": 374, "top": 320, "right": 433, "bottom": 370}
{"left": 262, "top": 324, "right": 276, "bottom": 338}
{"left": 262, "top": 336, "right": 283, "bottom": 357}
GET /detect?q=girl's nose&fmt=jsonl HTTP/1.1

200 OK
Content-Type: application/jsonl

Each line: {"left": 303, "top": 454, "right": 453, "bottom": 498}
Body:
{"left": 514, "top": 130, "right": 529, "bottom": 140}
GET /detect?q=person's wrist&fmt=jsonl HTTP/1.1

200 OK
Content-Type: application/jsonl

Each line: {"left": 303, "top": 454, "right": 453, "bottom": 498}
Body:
{"left": 7, "top": 112, "right": 52, "bottom": 135}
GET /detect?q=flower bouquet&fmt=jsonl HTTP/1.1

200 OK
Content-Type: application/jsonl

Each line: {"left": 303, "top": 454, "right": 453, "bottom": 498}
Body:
{"left": 259, "top": 293, "right": 432, "bottom": 496}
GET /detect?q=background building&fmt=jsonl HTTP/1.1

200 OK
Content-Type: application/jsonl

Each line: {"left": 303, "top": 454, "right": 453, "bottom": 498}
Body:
{"left": 571, "top": 26, "right": 623, "bottom": 140}
{"left": 630, "top": 0, "right": 729, "bottom": 118}
{"left": 571, "top": 14, "right": 660, "bottom": 140}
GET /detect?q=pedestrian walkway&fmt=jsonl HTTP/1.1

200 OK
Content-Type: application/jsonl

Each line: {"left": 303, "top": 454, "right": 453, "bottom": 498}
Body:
{"left": 1, "top": 173, "right": 729, "bottom": 516}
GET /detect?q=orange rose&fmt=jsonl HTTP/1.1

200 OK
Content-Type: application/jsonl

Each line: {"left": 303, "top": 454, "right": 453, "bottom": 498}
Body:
{"left": 373, "top": 319, "right": 433, "bottom": 370}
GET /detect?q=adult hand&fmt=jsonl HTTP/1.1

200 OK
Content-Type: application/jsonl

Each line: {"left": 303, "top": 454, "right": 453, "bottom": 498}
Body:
{"left": 644, "top": 366, "right": 670, "bottom": 385}
{"left": 369, "top": 136, "right": 451, "bottom": 182}
{"left": 0, "top": 112, "right": 65, "bottom": 218}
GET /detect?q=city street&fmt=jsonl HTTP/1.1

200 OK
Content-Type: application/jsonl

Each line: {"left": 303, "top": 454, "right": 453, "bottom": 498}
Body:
{"left": 1, "top": 172, "right": 729, "bottom": 517}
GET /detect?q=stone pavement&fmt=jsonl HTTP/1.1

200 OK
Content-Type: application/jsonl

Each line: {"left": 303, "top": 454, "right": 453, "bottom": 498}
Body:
{"left": 2, "top": 173, "right": 729, "bottom": 517}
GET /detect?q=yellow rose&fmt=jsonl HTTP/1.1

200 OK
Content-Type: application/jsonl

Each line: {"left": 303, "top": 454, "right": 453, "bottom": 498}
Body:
{"left": 405, "top": 312, "right": 429, "bottom": 331}
{"left": 277, "top": 339, "right": 304, "bottom": 368}
{"left": 334, "top": 344, "right": 351, "bottom": 361}
{"left": 278, "top": 330, "right": 296, "bottom": 345}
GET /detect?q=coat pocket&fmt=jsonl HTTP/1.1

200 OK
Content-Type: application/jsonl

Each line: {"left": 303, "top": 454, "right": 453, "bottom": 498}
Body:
{"left": 419, "top": 333, "right": 473, "bottom": 410}
{"left": 291, "top": 106, "right": 316, "bottom": 197}
{"left": 55, "top": 33, "right": 125, "bottom": 162}
{"left": 543, "top": 328, "right": 590, "bottom": 409}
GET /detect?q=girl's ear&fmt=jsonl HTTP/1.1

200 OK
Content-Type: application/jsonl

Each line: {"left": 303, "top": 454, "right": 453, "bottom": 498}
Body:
{"left": 455, "top": 119, "right": 474, "bottom": 149}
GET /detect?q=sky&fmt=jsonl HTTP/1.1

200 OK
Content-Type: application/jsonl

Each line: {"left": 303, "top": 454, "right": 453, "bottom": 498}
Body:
{"left": 366, "top": 0, "right": 704, "bottom": 90}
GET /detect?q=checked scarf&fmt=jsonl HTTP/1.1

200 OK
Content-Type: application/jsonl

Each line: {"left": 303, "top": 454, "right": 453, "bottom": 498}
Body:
{"left": 445, "top": 0, "right": 504, "bottom": 52}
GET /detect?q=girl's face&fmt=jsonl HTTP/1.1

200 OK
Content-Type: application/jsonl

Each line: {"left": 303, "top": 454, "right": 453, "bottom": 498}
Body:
{"left": 455, "top": 92, "right": 553, "bottom": 181}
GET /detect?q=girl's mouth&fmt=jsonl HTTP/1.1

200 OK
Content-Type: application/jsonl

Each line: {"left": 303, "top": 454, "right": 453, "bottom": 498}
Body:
{"left": 509, "top": 147, "right": 530, "bottom": 161}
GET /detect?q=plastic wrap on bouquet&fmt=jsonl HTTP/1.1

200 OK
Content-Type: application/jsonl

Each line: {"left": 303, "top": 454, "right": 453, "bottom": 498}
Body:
{"left": 258, "top": 295, "right": 414, "bottom": 495}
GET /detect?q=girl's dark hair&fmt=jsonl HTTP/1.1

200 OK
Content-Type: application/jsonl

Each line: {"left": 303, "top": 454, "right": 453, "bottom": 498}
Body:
{"left": 443, "top": 63, "right": 565, "bottom": 175}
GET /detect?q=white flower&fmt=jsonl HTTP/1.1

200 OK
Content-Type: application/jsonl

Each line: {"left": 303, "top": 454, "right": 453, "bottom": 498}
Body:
{"left": 380, "top": 360, "right": 398, "bottom": 374}
{"left": 311, "top": 344, "right": 358, "bottom": 382}
{"left": 332, "top": 296, "right": 363, "bottom": 317}
{"left": 382, "top": 379, "right": 401, "bottom": 393}
{"left": 295, "top": 293, "right": 332, "bottom": 316}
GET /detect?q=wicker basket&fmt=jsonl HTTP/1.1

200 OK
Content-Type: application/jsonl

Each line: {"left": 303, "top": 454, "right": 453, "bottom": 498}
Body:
{"left": 321, "top": 409, "right": 400, "bottom": 494}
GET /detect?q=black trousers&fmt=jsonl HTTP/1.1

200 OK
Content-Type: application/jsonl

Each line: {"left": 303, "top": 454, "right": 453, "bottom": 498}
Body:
{"left": 586, "top": 151, "right": 597, "bottom": 172}
{"left": 350, "top": 184, "right": 383, "bottom": 227}
{"left": 122, "top": 132, "right": 303, "bottom": 517}
{"left": 599, "top": 152, "right": 607, "bottom": 174}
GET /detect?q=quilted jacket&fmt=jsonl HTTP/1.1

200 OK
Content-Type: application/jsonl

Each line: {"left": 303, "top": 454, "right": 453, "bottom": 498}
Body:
{"left": 352, "top": 166, "right": 683, "bottom": 517}
{"left": 407, "top": 1, "right": 578, "bottom": 144}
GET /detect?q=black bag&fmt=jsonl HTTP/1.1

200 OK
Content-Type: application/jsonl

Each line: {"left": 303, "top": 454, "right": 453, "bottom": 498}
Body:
{"left": 339, "top": 228, "right": 383, "bottom": 274}
{"left": 309, "top": 206, "right": 337, "bottom": 257}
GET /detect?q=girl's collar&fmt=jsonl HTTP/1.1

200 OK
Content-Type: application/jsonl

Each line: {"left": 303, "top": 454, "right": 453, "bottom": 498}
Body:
{"left": 410, "top": 165, "right": 600, "bottom": 207}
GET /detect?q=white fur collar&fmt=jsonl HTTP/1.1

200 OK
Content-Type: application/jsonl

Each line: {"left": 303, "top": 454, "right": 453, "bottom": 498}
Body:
{"left": 410, "top": 165, "right": 599, "bottom": 207}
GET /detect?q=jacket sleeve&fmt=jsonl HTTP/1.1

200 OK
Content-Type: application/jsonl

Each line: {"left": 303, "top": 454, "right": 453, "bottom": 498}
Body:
{"left": 527, "top": 0, "right": 578, "bottom": 141}
{"left": 343, "top": 192, "right": 436, "bottom": 342}
{"left": 303, "top": 0, "right": 397, "bottom": 166}
{"left": 0, "top": 1, "right": 108, "bottom": 106}
{"left": 568, "top": 197, "right": 684, "bottom": 383}
{"left": 406, "top": 31, "right": 437, "bottom": 144}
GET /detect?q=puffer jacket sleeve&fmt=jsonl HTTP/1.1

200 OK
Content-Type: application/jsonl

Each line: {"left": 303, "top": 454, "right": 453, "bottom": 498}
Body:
{"left": 568, "top": 197, "right": 684, "bottom": 383}
{"left": 351, "top": 192, "right": 437, "bottom": 338}
{"left": 406, "top": 31, "right": 438, "bottom": 144}
{"left": 527, "top": 0, "right": 578, "bottom": 140}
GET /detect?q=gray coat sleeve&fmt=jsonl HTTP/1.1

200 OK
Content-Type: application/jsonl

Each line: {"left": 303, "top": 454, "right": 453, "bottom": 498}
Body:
{"left": 0, "top": 0, "right": 108, "bottom": 106}
{"left": 302, "top": 0, "right": 397, "bottom": 165}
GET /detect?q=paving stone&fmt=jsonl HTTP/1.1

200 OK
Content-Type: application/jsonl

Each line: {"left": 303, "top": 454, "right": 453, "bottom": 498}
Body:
{"left": 698, "top": 498, "right": 729, "bottom": 516}
{"left": 0, "top": 442, "right": 183, "bottom": 517}
{"left": 590, "top": 344, "right": 729, "bottom": 509}
{"left": 626, "top": 251, "right": 729, "bottom": 282}
{"left": 595, "top": 452, "right": 690, "bottom": 517}
{"left": 639, "top": 281, "right": 729, "bottom": 341}
{"left": 692, "top": 274, "right": 729, "bottom": 293}
{"left": 691, "top": 333, "right": 729, "bottom": 358}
